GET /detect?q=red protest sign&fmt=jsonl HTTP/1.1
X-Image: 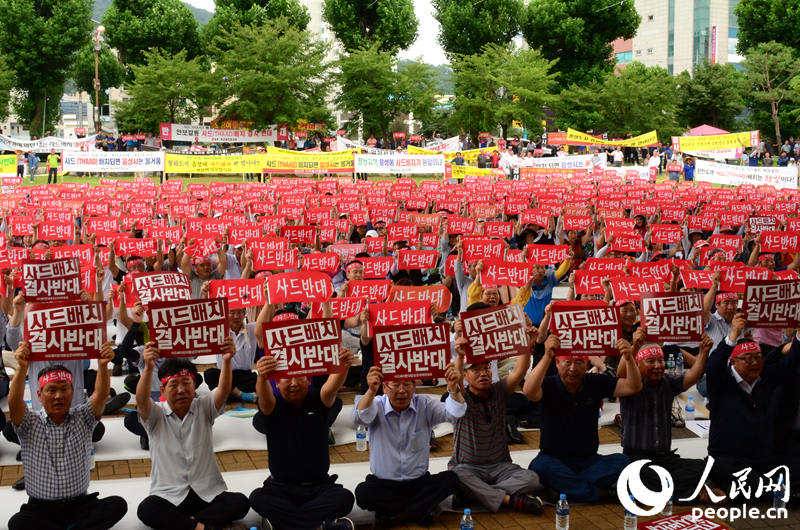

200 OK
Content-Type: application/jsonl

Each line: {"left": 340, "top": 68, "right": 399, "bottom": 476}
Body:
{"left": 629, "top": 261, "right": 672, "bottom": 282}
{"left": 209, "top": 278, "right": 265, "bottom": 310}
{"left": 610, "top": 278, "right": 663, "bottom": 301}
{"left": 650, "top": 224, "right": 683, "bottom": 244}
{"left": 266, "top": 271, "right": 333, "bottom": 304}
{"left": 748, "top": 216, "right": 779, "bottom": 234}
{"left": 125, "top": 271, "right": 191, "bottom": 308}
{"left": 309, "top": 296, "right": 367, "bottom": 320}
{"left": 147, "top": 298, "right": 229, "bottom": 357}
{"left": 374, "top": 323, "right": 449, "bottom": 381}
{"left": 262, "top": 318, "right": 342, "bottom": 379}
{"left": 25, "top": 302, "right": 107, "bottom": 361}
{"left": 484, "top": 221, "right": 513, "bottom": 238}
{"left": 463, "top": 238, "right": 504, "bottom": 262}
{"left": 720, "top": 266, "right": 772, "bottom": 293}
{"left": 641, "top": 292, "right": 703, "bottom": 342}
{"left": 368, "top": 301, "right": 431, "bottom": 335}
{"left": 519, "top": 208, "right": 550, "bottom": 228}
{"left": 688, "top": 215, "right": 715, "bottom": 232}
{"left": 148, "top": 225, "right": 182, "bottom": 246}
{"left": 281, "top": 225, "right": 316, "bottom": 245}
{"left": 480, "top": 259, "right": 531, "bottom": 287}
{"left": 563, "top": 215, "right": 592, "bottom": 232}
{"left": 387, "top": 222, "right": 418, "bottom": 242}
{"left": 114, "top": 237, "right": 158, "bottom": 257}
{"left": 760, "top": 230, "right": 800, "bottom": 253}
{"left": 637, "top": 512, "right": 729, "bottom": 530}
{"left": 51, "top": 245, "right": 94, "bottom": 270}
{"left": 526, "top": 244, "right": 569, "bottom": 265}
{"left": 574, "top": 269, "right": 624, "bottom": 295}
{"left": 359, "top": 257, "right": 393, "bottom": 278}
{"left": 585, "top": 257, "right": 627, "bottom": 272}
{"left": 228, "top": 223, "right": 262, "bottom": 245}
{"left": 447, "top": 217, "right": 476, "bottom": 235}
{"left": 461, "top": 303, "right": 528, "bottom": 364}
{"left": 387, "top": 285, "right": 452, "bottom": 313}
{"left": 0, "top": 247, "right": 30, "bottom": 269}
{"left": 38, "top": 221, "right": 75, "bottom": 241}
{"left": 329, "top": 242, "right": 367, "bottom": 263}
{"left": 301, "top": 252, "right": 339, "bottom": 273}
{"left": 610, "top": 233, "right": 645, "bottom": 253}
{"left": 10, "top": 216, "right": 35, "bottom": 236}
{"left": 22, "top": 258, "right": 82, "bottom": 303}
{"left": 549, "top": 300, "right": 621, "bottom": 356}
{"left": 708, "top": 234, "right": 742, "bottom": 253}
{"left": 397, "top": 249, "right": 437, "bottom": 270}
{"left": 742, "top": 279, "right": 800, "bottom": 328}
{"left": 253, "top": 248, "right": 300, "bottom": 271}
{"left": 347, "top": 279, "right": 392, "bottom": 302}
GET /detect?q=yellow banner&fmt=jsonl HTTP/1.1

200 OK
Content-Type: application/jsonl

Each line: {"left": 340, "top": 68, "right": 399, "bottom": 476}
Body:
{"left": 164, "top": 154, "right": 264, "bottom": 174}
{"left": 448, "top": 165, "right": 503, "bottom": 180}
{"left": 0, "top": 154, "right": 17, "bottom": 173}
{"left": 263, "top": 149, "right": 356, "bottom": 174}
{"left": 265, "top": 146, "right": 352, "bottom": 156}
{"left": 407, "top": 145, "right": 486, "bottom": 164}
{"left": 566, "top": 128, "right": 659, "bottom": 147}
{"left": 673, "top": 131, "right": 760, "bottom": 151}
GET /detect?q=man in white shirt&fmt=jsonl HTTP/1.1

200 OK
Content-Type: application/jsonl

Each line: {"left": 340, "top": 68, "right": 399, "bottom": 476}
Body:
{"left": 135, "top": 339, "right": 250, "bottom": 530}
{"left": 612, "top": 147, "right": 624, "bottom": 167}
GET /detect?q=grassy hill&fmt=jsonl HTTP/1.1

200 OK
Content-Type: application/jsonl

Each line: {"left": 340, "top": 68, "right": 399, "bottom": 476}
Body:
{"left": 92, "top": 0, "right": 213, "bottom": 26}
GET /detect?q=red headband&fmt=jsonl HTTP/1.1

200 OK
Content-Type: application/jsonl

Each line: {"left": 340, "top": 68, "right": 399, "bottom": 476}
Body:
{"left": 38, "top": 370, "right": 73, "bottom": 388}
{"left": 160, "top": 368, "right": 194, "bottom": 386}
{"left": 345, "top": 261, "right": 362, "bottom": 272}
{"left": 127, "top": 258, "right": 144, "bottom": 268}
{"left": 273, "top": 312, "right": 298, "bottom": 322}
{"left": 758, "top": 253, "right": 774, "bottom": 262}
{"left": 615, "top": 298, "right": 635, "bottom": 308}
{"left": 716, "top": 292, "right": 738, "bottom": 304}
{"left": 731, "top": 341, "right": 760, "bottom": 360}
{"left": 637, "top": 346, "right": 663, "bottom": 361}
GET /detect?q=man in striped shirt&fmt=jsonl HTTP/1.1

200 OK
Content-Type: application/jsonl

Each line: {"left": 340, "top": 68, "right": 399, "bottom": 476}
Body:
{"left": 448, "top": 338, "right": 545, "bottom": 515}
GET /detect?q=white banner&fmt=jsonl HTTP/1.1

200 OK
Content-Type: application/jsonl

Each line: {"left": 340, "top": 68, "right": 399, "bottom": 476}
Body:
{"left": 61, "top": 150, "right": 165, "bottom": 173}
{"left": 695, "top": 160, "right": 798, "bottom": 189}
{"left": 336, "top": 136, "right": 395, "bottom": 155}
{"left": 0, "top": 134, "right": 96, "bottom": 153}
{"left": 423, "top": 136, "right": 461, "bottom": 152}
{"left": 354, "top": 153, "right": 445, "bottom": 174}
{"left": 518, "top": 153, "right": 606, "bottom": 169}
{"left": 159, "top": 123, "right": 287, "bottom": 144}
{"left": 684, "top": 148, "right": 744, "bottom": 161}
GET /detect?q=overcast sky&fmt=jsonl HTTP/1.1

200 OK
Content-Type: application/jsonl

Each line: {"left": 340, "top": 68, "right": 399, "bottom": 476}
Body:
{"left": 184, "top": 0, "right": 449, "bottom": 65}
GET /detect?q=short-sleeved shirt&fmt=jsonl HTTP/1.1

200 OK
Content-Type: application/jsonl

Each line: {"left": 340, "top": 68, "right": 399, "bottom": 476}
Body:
{"left": 190, "top": 270, "right": 223, "bottom": 299}
{"left": 449, "top": 380, "right": 511, "bottom": 467}
{"left": 259, "top": 387, "right": 331, "bottom": 484}
{"left": 620, "top": 375, "right": 684, "bottom": 452}
{"left": 705, "top": 312, "right": 732, "bottom": 351}
{"left": 47, "top": 154, "right": 59, "bottom": 167}
{"left": 539, "top": 374, "right": 617, "bottom": 459}
{"left": 16, "top": 402, "right": 96, "bottom": 500}
{"left": 217, "top": 322, "right": 257, "bottom": 371}
{"left": 141, "top": 392, "right": 227, "bottom": 504}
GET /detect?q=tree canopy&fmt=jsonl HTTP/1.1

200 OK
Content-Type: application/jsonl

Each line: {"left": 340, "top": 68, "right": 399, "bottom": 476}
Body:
{"left": 521, "top": 0, "right": 640, "bottom": 87}
{"left": 735, "top": 0, "right": 800, "bottom": 55}
{"left": 676, "top": 62, "right": 746, "bottom": 131}
{"left": 323, "top": 0, "right": 417, "bottom": 53}
{"left": 433, "top": 0, "right": 523, "bottom": 57}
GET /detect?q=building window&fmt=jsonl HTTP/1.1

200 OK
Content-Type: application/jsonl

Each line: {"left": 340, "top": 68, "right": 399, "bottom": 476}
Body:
{"left": 616, "top": 51, "right": 633, "bottom": 64}
{"left": 647, "top": 48, "right": 654, "bottom": 54}
{"left": 693, "top": 0, "right": 711, "bottom": 67}
{"left": 667, "top": 0, "right": 675, "bottom": 74}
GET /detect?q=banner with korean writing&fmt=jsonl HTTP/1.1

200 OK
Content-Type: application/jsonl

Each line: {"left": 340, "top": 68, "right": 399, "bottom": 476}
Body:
{"left": 461, "top": 304, "right": 528, "bottom": 364}
{"left": 354, "top": 153, "right": 446, "bottom": 174}
{"left": 387, "top": 285, "right": 452, "bottom": 313}
{"left": 720, "top": 266, "right": 772, "bottom": 293}
{"left": 566, "top": 128, "right": 658, "bottom": 148}
{"left": 480, "top": 259, "right": 531, "bottom": 287}
{"left": 160, "top": 122, "right": 286, "bottom": 143}
{"left": 253, "top": 248, "right": 300, "bottom": 271}
{"left": 672, "top": 130, "right": 759, "bottom": 151}
{"left": 347, "top": 279, "right": 392, "bottom": 301}
{"left": 574, "top": 269, "right": 625, "bottom": 295}
{"left": 650, "top": 224, "right": 684, "bottom": 244}
{"left": 695, "top": 160, "right": 798, "bottom": 190}
{"left": 610, "top": 278, "right": 664, "bottom": 300}
{"left": 360, "top": 257, "right": 393, "bottom": 278}
{"left": 22, "top": 258, "right": 82, "bottom": 303}
{"left": 301, "top": 252, "right": 339, "bottom": 273}
{"left": 549, "top": 301, "right": 621, "bottom": 356}
{"left": 25, "top": 302, "right": 107, "bottom": 361}
{"left": 760, "top": 230, "right": 800, "bottom": 253}
{"left": 742, "top": 279, "right": 800, "bottom": 328}
{"left": 262, "top": 318, "right": 342, "bottom": 379}
{"left": 147, "top": 298, "right": 229, "bottom": 357}
{"left": 126, "top": 271, "right": 192, "bottom": 308}
{"left": 641, "top": 292, "right": 703, "bottom": 342}
{"left": 263, "top": 149, "right": 356, "bottom": 174}
{"left": 62, "top": 150, "right": 165, "bottom": 173}
{"left": 309, "top": 296, "right": 367, "bottom": 320}
{"left": 164, "top": 154, "right": 264, "bottom": 174}
{"left": 114, "top": 237, "right": 158, "bottom": 257}
{"left": 374, "top": 323, "right": 450, "bottom": 381}
{"left": 679, "top": 268, "right": 714, "bottom": 290}
{"left": 526, "top": 244, "right": 569, "bottom": 265}
{"left": 397, "top": 249, "right": 438, "bottom": 270}
{"left": 368, "top": 300, "right": 431, "bottom": 335}
{"left": 265, "top": 270, "right": 333, "bottom": 304}
{"left": 209, "top": 278, "right": 265, "bottom": 309}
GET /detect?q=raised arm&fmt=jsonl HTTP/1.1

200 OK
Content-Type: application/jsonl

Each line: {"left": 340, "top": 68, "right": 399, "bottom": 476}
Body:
{"left": 136, "top": 342, "right": 158, "bottom": 421}
{"left": 213, "top": 336, "right": 235, "bottom": 410}
{"left": 613, "top": 344, "right": 643, "bottom": 397}
{"left": 254, "top": 300, "right": 276, "bottom": 348}
{"left": 89, "top": 341, "right": 115, "bottom": 419}
{"left": 9, "top": 342, "right": 31, "bottom": 426}
{"left": 215, "top": 242, "right": 227, "bottom": 277}
{"left": 683, "top": 333, "right": 712, "bottom": 390}
{"left": 702, "top": 271, "right": 720, "bottom": 325}
{"left": 320, "top": 347, "right": 354, "bottom": 408}
{"left": 254, "top": 355, "right": 278, "bottom": 416}
{"left": 523, "top": 334, "right": 558, "bottom": 402}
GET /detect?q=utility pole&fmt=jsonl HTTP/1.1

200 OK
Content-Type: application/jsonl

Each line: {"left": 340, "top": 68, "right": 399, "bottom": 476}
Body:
{"left": 93, "top": 25, "right": 106, "bottom": 134}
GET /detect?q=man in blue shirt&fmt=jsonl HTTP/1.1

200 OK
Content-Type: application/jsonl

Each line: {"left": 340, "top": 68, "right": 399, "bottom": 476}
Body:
{"left": 513, "top": 263, "right": 570, "bottom": 326}
{"left": 353, "top": 363, "right": 465, "bottom": 527}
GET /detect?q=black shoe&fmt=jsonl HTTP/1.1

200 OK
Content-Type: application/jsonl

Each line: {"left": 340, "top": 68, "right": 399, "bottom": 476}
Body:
{"left": 123, "top": 375, "right": 139, "bottom": 394}
{"left": 139, "top": 434, "right": 149, "bottom": 451}
{"left": 505, "top": 417, "right": 525, "bottom": 444}
{"left": 103, "top": 392, "right": 130, "bottom": 416}
{"left": 15, "top": 450, "right": 21, "bottom": 462}
{"left": 322, "top": 517, "right": 354, "bottom": 530}
{"left": 537, "top": 486, "right": 561, "bottom": 506}
{"left": 112, "top": 363, "right": 123, "bottom": 377}
{"left": 374, "top": 512, "right": 399, "bottom": 528}
{"left": 12, "top": 477, "right": 24, "bottom": 490}
{"left": 451, "top": 491, "right": 466, "bottom": 511}
{"left": 418, "top": 506, "right": 441, "bottom": 526}
{"left": 508, "top": 493, "right": 544, "bottom": 515}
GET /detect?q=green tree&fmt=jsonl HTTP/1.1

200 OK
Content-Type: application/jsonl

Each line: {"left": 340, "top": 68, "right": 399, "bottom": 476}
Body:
{"left": 743, "top": 41, "right": 800, "bottom": 146}
{"left": 334, "top": 46, "right": 438, "bottom": 141}
{"left": 450, "top": 44, "right": 555, "bottom": 139}
{"left": 433, "top": 0, "right": 522, "bottom": 57}
{"left": 0, "top": 0, "right": 92, "bottom": 135}
{"left": 72, "top": 43, "right": 125, "bottom": 126}
{"left": 102, "top": 0, "right": 201, "bottom": 67}
{"left": 552, "top": 62, "right": 681, "bottom": 141}
{"left": 735, "top": 0, "right": 800, "bottom": 55}
{"left": 112, "top": 49, "right": 217, "bottom": 133}
{"left": 676, "top": 62, "right": 746, "bottom": 130}
{"left": 202, "top": 0, "right": 310, "bottom": 57}
{"left": 521, "top": 0, "right": 640, "bottom": 87}
{"left": 323, "top": 0, "right": 417, "bottom": 53}
{"left": 0, "top": 54, "right": 13, "bottom": 121}
{"left": 212, "top": 18, "right": 332, "bottom": 129}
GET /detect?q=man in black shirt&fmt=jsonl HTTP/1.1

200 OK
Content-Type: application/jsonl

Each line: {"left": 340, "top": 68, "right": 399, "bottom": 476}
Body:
{"left": 249, "top": 347, "right": 356, "bottom": 530}
{"left": 523, "top": 335, "right": 642, "bottom": 502}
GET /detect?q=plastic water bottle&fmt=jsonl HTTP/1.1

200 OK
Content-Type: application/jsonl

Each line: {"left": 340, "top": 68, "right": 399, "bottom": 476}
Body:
{"left": 356, "top": 424, "right": 367, "bottom": 451}
{"left": 556, "top": 493, "right": 569, "bottom": 530}
{"left": 666, "top": 355, "right": 676, "bottom": 376}
{"left": 460, "top": 508, "right": 474, "bottom": 529}
{"left": 661, "top": 495, "right": 673, "bottom": 516}
{"left": 773, "top": 478, "right": 787, "bottom": 510}
{"left": 624, "top": 495, "right": 637, "bottom": 529}
{"left": 674, "top": 352, "right": 684, "bottom": 375}
{"left": 685, "top": 397, "right": 696, "bottom": 421}
{"left": 89, "top": 446, "right": 95, "bottom": 470}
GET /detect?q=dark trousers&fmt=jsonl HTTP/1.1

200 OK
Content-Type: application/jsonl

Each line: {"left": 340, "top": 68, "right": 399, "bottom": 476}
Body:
{"left": 203, "top": 368, "right": 256, "bottom": 392}
{"left": 252, "top": 397, "right": 342, "bottom": 435}
{"left": 355, "top": 471, "right": 458, "bottom": 524}
{"left": 624, "top": 449, "right": 709, "bottom": 503}
{"left": 137, "top": 489, "right": 249, "bottom": 530}
{"left": 249, "top": 475, "right": 354, "bottom": 530}
{"left": 9, "top": 492, "right": 127, "bottom": 530}
{"left": 47, "top": 168, "right": 57, "bottom": 183}
{"left": 124, "top": 410, "right": 146, "bottom": 437}
{"left": 530, "top": 453, "right": 629, "bottom": 503}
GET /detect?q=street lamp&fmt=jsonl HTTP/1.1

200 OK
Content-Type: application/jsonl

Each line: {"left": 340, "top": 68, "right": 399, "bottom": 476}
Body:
{"left": 93, "top": 25, "right": 105, "bottom": 134}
